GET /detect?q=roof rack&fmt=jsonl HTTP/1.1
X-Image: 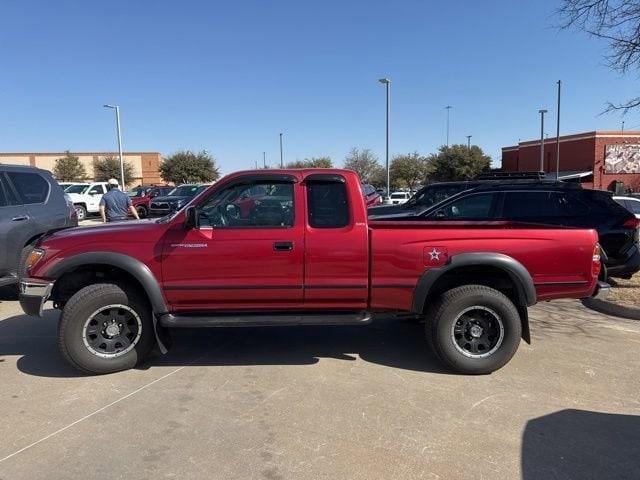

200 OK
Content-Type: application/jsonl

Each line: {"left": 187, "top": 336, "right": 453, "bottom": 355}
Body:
{"left": 475, "top": 171, "right": 546, "bottom": 180}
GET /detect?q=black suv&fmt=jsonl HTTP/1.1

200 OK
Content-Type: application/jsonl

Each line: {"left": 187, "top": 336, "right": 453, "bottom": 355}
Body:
{"left": 370, "top": 174, "right": 640, "bottom": 279}
{"left": 0, "top": 165, "right": 77, "bottom": 287}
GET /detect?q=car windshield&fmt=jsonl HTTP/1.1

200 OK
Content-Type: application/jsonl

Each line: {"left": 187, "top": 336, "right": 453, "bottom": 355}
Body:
{"left": 168, "top": 185, "right": 202, "bottom": 197}
{"left": 408, "top": 184, "right": 470, "bottom": 208}
{"left": 65, "top": 184, "right": 90, "bottom": 194}
{"left": 128, "top": 187, "right": 150, "bottom": 197}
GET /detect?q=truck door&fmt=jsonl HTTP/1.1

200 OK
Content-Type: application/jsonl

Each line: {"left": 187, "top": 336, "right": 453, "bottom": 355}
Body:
{"left": 303, "top": 173, "right": 369, "bottom": 309}
{"left": 87, "top": 184, "right": 105, "bottom": 212}
{"left": 161, "top": 174, "right": 304, "bottom": 310}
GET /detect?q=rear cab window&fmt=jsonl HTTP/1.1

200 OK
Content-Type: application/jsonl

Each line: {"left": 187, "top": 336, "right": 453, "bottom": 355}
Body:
{"left": 306, "top": 175, "right": 350, "bottom": 228}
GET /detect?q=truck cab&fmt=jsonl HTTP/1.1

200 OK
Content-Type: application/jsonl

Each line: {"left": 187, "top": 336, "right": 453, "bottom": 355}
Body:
{"left": 65, "top": 182, "right": 109, "bottom": 220}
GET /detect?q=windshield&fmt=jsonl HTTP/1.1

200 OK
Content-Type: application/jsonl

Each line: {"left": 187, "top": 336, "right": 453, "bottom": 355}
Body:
{"left": 65, "top": 184, "right": 90, "bottom": 194}
{"left": 169, "top": 185, "right": 202, "bottom": 197}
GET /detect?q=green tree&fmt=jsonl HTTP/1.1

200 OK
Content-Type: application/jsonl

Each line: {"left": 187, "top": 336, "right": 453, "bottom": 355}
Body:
{"left": 53, "top": 151, "right": 87, "bottom": 181}
{"left": 93, "top": 155, "right": 134, "bottom": 186}
{"left": 285, "top": 156, "right": 333, "bottom": 168}
{"left": 160, "top": 150, "right": 220, "bottom": 184}
{"left": 390, "top": 152, "right": 431, "bottom": 190}
{"left": 343, "top": 148, "right": 383, "bottom": 183}
{"left": 428, "top": 144, "right": 491, "bottom": 182}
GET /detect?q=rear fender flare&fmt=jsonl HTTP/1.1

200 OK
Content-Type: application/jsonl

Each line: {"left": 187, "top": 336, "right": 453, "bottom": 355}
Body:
{"left": 412, "top": 252, "right": 536, "bottom": 343}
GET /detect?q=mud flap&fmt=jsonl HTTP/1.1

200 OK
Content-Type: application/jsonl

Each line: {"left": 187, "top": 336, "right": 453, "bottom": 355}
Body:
{"left": 519, "top": 305, "right": 531, "bottom": 344}
{"left": 152, "top": 313, "right": 171, "bottom": 354}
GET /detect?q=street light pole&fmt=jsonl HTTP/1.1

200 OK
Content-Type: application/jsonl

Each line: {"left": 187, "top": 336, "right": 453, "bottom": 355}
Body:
{"left": 466, "top": 135, "right": 472, "bottom": 151}
{"left": 279, "top": 133, "right": 283, "bottom": 168}
{"left": 379, "top": 78, "right": 391, "bottom": 200}
{"left": 555, "top": 80, "right": 561, "bottom": 179}
{"left": 539, "top": 109, "right": 548, "bottom": 172}
{"left": 103, "top": 104, "right": 125, "bottom": 189}
{"left": 622, "top": 120, "right": 625, "bottom": 133}
{"left": 445, "top": 106, "right": 452, "bottom": 147}
{"left": 263, "top": 151, "right": 266, "bottom": 168}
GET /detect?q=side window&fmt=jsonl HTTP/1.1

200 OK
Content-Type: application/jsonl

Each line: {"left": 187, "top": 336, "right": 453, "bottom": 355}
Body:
{"left": 502, "top": 191, "right": 589, "bottom": 219}
{"left": 0, "top": 177, "right": 8, "bottom": 207}
{"left": 627, "top": 200, "right": 640, "bottom": 215}
{"left": 430, "top": 193, "right": 496, "bottom": 220}
{"left": 198, "top": 181, "right": 294, "bottom": 228}
{"left": 6, "top": 172, "right": 49, "bottom": 204}
{"left": 89, "top": 185, "right": 104, "bottom": 194}
{"left": 307, "top": 179, "right": 350, "bottom": 228}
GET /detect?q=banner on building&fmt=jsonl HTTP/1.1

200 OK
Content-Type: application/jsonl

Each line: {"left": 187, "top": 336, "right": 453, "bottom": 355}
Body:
{"left": 605, "top": 144, "right": 640, "bottom": 173}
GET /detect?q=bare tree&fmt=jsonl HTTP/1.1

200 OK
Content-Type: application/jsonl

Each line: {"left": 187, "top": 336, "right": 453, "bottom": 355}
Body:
{"left": 558, "top": 0, "right": 640, "bottom": 112}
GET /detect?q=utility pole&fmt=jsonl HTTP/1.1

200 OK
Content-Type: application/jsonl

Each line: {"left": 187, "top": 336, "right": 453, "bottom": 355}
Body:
{"left": 539, "top": 109, "right": 548, "bottom": 172}
{"left": 555, "top": 80, "right": 561, "bottom": 179}
{"left": 379, "top": 78, "right": 391, "bottom": 200}
{"left": 445, "top": 106, "right": 452, "bottom": 147}
{"left": 279, "top": 133, "right": 283, "bottom": 168}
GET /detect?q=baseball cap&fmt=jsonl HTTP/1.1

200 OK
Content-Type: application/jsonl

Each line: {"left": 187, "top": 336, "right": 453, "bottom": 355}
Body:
{"left": 108, "top": 178, "right": 119, "bottom": 186}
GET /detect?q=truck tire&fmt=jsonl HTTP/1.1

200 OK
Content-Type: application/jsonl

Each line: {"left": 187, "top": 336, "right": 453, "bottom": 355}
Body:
{"left": 58, "top": 283, "right": 155, "bottom": 374}
{"left": 136, "top": 205, "right": 148, "bottom": 218}
{"left": 426, "top": 285, "right": 521, "bottom": 375}
{"left": 74, "top": 204, "right": 87, "bottom": 221}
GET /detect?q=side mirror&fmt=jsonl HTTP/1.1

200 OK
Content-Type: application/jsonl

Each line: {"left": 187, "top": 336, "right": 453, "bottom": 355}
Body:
{"left": 184, "top": 206, "right": 199, "bottom": 229}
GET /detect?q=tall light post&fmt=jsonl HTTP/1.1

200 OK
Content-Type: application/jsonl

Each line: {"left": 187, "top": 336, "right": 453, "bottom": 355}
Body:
{"left": 622, "top": 120, "right": 625, "bottom": 133}
{"left": 103, "top": 104, "right": 125, "bottom": 188}
{"left": 555, "top": 80, "right": 561, "bottom": 179}
{"left": 445, "top": 106, "right": 452, "bottom": 146}
{"left": 263, "top": 151, "right": 266, "bottom": 168}
{"left": 279, "top": 133, "right": 284, "bottom": 168}
{"left": 379, "top": 78, "right": 391, "bottom": 199}
{"left": 466, "top": 135, "right": 472, "bottom": 151}
{"left": 539, "top": 109, "right": 548, "bottom": 172}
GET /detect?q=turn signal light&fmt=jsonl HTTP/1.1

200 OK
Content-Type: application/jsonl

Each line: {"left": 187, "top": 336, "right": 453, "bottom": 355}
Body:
{"left": 26, "top": 249, "right": 45, "bottom": 270}
{"left": 622, "top": 217, "right": 640, "bottom": 229}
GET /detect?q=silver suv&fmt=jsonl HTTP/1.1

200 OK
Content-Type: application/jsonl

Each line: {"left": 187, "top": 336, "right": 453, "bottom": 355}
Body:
{"left": 0, "top": 165, "right": 78, "bottom": 287}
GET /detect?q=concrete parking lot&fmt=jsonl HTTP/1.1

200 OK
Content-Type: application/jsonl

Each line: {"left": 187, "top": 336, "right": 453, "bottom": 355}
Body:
{"left": 1, "top": 293, "right": 639, "bottom": 479}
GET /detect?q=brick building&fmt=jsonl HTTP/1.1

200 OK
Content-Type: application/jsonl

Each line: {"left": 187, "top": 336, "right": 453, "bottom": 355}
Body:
{"left": 0, "top": 151, "right": 162, "bottom": 187}
{"left": 501, "top": 131, "right": 640, "bottom": 192}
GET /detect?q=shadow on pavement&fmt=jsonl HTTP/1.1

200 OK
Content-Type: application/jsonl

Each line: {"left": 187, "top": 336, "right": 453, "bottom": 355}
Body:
{"left": 522, "top": 409, "right": 640, "bottom": 479}
{"left": 0, "top": 309, "right": 449, "bottom": 378}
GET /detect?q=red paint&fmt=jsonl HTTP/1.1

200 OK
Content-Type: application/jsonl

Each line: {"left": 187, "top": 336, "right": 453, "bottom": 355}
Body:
{"left": 29, "top": 169, "right": 600, "bottom": 314}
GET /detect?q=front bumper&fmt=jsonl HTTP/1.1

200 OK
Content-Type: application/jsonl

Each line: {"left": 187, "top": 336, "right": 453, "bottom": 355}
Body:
{"left": 592, "top": 281, "right": 611, "bottom": 300}
{"left": 19, "top": 279, "right": 54, "bottom": 317}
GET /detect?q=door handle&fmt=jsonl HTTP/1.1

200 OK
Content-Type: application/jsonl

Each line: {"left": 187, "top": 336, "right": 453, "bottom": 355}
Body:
{"left": 273, "top": 241, "right": 294, "bottom": 251}
{"left": 11, "top": 215, "right": 29, "bottom": 222}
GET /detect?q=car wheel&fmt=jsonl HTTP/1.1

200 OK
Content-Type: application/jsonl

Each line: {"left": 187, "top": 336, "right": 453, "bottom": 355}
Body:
{"left": 58, "top": 283, "right": 155, "bottom": 374}
{"left": 136, "top": 205, "right": 148, "bottom": 218}
{"left": 426, "top": 285, "right": 521, "bottom": 375}
{"left": 75, "top": 205, "right": 87, "bottom": 221}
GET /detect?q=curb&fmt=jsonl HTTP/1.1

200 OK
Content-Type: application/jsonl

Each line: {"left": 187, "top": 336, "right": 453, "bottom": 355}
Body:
{"left": 582, "top": 298, "right": 640, "bottom": 321}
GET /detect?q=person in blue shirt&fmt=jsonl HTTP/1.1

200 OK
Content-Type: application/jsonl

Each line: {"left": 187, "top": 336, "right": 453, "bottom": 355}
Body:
{"left": 99, "top": 178, "right": 140, "bottom": 222}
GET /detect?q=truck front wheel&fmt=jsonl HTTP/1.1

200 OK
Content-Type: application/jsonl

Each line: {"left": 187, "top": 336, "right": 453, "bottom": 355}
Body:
{"left": 58, "top": 283, "right": 155, "bottom": 374}
{"left": 426, "top": 285, "right": 521, "bottom": 375}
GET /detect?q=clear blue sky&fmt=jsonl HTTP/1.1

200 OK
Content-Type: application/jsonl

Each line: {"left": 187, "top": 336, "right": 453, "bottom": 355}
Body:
{"left": 1, "top": 0, "right": 639, "bottom": 173}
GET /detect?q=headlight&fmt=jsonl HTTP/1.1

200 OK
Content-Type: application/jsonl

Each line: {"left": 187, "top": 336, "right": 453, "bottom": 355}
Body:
{"left": 26, "top": 248, "right": 46, "bottom": 270}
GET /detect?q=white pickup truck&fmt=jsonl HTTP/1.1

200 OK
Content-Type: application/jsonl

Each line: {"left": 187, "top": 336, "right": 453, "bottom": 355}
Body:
{"left": 64, "top": 182, "right": 109, "bottom": 220}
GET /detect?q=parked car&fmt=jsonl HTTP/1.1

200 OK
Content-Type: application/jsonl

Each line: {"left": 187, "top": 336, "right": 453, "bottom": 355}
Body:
{"left": 128, "top": 185, "right": 174, "bottom": 218}
{"left": 58, "top": 182, "right": 82, "bottom": 191}
{"left": 65, "top": 182, "right": 109, "bottom": 220}
{"left": 148, "top": 184, "right": 207, "bottom": 216}
{"left": 20, "top": 169, "right": 604, "bottom": 375}
{"left": 389, "top": 191, "right": 411, "bottom": 204}
{"left": 362, "top": 183, "right": 382, "bottom": 207}
{"left": 614, "top": 195, "right": 640, "bottom": 219}
{"left": 0, "top": 165, "right": 77, "bottom": 288}
{"left": 372, "top": 181, "right": 640, "bottom": 280}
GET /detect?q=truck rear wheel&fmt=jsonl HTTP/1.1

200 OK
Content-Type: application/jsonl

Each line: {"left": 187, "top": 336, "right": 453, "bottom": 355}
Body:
{"left": 426, "top": 285, "right": 521, "bottom": 375}
{"left": 58, "top": 283, "right": 154, "bottom": 374}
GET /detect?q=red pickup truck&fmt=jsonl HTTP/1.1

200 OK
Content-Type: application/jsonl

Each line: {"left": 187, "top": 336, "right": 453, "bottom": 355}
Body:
{"left": 19, "top": 169, "right": 606, "bottom": 375}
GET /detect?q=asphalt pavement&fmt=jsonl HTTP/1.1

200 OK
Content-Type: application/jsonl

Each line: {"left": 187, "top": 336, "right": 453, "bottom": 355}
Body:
{"left": 1, "top": 292, "right": 639, "bottom": 480}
